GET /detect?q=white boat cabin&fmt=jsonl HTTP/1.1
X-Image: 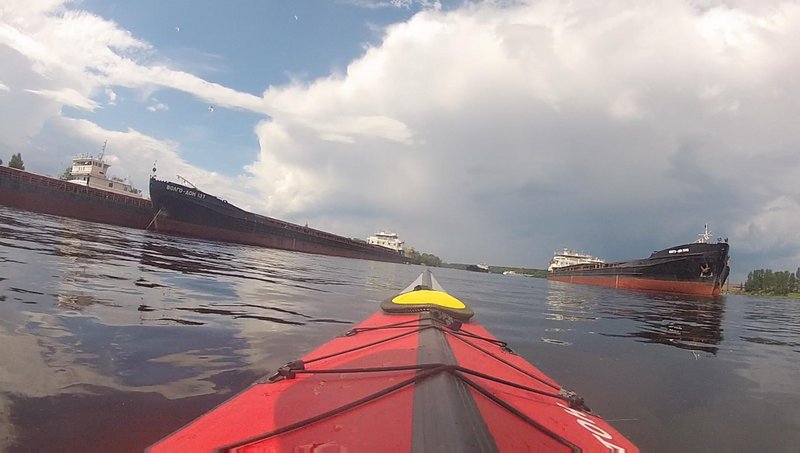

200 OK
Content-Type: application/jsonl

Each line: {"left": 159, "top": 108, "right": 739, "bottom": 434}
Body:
{"left": 548, "top": 249, "right": 605, "bottom": 272}
{"left": 67, "top": 155, "right": 142, "bottom": 197}
{"left": 367, "top": 231, "right": 405, "bottom": 254}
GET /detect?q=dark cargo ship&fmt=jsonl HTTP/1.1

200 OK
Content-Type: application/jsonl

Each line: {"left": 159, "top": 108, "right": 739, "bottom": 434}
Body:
{"left": 149, "top": 178, "right": 406, "bottom": 263}
{"left": 547, "top": 226, "right": 730, "bottom": 296}
{"left": 0, "top": 163, "right": 152, "bottom": 230}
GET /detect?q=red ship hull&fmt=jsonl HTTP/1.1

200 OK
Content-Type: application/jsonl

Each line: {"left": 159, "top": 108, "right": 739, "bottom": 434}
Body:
{"left": 0, "top": 166, "right": 153, "bottom": 229}
{"left": 548, "top": 274, "right": 723, "bottom": 296}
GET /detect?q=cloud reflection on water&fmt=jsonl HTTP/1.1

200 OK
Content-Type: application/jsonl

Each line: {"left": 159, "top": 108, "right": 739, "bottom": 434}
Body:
{"left": 546, "top": 281, "right": 724, "bottom": 354}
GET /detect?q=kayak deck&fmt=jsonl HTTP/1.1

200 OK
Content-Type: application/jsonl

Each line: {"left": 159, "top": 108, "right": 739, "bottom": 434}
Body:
{"left": 149, "top": 272, "right": 637, "bottom": 452}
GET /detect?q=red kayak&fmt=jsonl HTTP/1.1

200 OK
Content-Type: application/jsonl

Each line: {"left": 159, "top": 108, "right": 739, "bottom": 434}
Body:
{"left": 149, "top": 270, "right": 637, "bottom": 452}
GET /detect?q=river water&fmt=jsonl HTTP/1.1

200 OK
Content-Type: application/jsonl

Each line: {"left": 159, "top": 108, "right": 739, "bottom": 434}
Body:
{"left": 1, "top": 205, "right": 798, "bottom": 452}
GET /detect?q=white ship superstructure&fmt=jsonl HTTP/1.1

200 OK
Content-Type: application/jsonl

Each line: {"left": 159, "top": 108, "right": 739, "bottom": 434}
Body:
{"left": 367, "top": 231, "right": 405, "bottom": 254}
{"left": 547, "top": 249, "right": 605, "bottom": 272}
{"left": 66, "top": 149, "right": 142, "bottom": 198}
{"left": 695, "top": 224, "right": 712, "bottom": 243}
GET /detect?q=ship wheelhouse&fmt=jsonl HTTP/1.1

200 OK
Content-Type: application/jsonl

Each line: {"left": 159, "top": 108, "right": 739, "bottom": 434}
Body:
{"left": 548, "top": 249, "right": 605, "bottom": 272}
{"left": 66, "top": 155, "right": 142, "bottom": 197}
{"left": 366, "top": 231, "right": 405, "bottom": 254}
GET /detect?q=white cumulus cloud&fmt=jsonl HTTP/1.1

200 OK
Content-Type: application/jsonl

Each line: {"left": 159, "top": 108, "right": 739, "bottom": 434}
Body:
{"left": 146, "top": 102, "right": 168, "bottom": 112}
{"left": 245, "top": 1, "right": 800, "bottom": 276}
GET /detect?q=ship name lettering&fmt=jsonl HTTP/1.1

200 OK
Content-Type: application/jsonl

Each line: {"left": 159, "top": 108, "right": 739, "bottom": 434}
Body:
{"left": 668, "top": 248, "right": 689, "bottom": 254}
{"left": 166, "top": 184, "right": 205, "bottom": 199}
{"left": 183, "top": 190, "right": 206, "bottom": 200}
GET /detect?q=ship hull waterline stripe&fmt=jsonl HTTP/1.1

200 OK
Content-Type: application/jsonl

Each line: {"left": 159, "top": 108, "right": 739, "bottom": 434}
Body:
{"left": 548, "top": 274, "right": 722, "bottom": 296}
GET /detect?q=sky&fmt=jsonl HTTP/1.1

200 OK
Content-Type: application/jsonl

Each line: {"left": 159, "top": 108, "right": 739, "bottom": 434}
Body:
{"left": 1, "top": 0, "right": 799, "bottom": 281}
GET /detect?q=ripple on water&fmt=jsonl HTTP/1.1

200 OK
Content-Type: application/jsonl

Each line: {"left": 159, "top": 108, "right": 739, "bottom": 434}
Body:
{"left": 1, "top": 206, "right": 799, "bottom": 451}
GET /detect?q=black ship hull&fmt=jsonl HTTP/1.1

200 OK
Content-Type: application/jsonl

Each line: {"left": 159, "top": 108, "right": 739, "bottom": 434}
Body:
{"left": 548, "top": 241, "right": 730, "bottom": 296}
{"left": 0, "top": 166, "right": 153, "bottom": 229}
{"left": 148, "top": 178, "right": 405, "bottom": 263}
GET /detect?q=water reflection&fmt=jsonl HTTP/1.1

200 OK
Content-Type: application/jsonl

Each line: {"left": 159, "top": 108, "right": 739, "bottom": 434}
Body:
{"left": 546, "top": 283, "right": 725, "bottom": 354}
{"left": 740, "top": 296, "right": 800, "bottom": 351}
{"left": 138, "top": 238, "right": 338, "bottom": 290}
{"left": 605, "top": 294, "right": 724, "bottom": 354}
{"left": 0, "top": 206, "right": 392, "bottom": 451}
{"left": 57, "top": 294, "right": 104, "bottom": 310}
{"left": 134, "top": 239, "right": 355, "bottom": 328}
{"left": 3, "top": 205, "right": 800, "bottom": 451}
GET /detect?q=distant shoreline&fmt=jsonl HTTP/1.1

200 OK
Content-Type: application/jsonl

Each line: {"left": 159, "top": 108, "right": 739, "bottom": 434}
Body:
{"left": 721, "top": 284, "right": 746, "bottom": 295}
{"left": 722, "top": 284, "right": 800, "bottom": 298}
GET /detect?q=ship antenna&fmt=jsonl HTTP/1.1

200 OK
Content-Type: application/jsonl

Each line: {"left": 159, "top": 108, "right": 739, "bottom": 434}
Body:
{"left": 176, "top": 174, "right": 197, "bottom": 189}
{"left": 99, "top": 139, "right": 107, "bottom": 161}
{"left": 151, "top": 160, "right": 158, "bottom": 179}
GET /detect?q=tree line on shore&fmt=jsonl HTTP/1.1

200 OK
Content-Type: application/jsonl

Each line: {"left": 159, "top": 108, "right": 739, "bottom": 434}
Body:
{"left": 402, "top": 249, "right": 548, "bottom": 278}
{"left": 403, "top": 248, "right": 443, "bottom": 267}
{"left": 743, "top": 268, "right": 800, "bottom": 296}
{"left": 4, "top": 153, "right": 25, "bottom": 170}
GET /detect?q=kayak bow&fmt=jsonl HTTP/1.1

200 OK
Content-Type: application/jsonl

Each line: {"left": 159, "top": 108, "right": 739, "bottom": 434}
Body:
{"left": 149, "top": 270, "right": 637, "bottom": 452}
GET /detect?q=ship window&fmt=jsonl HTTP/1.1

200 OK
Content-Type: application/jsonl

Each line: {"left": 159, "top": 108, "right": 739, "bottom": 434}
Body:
{"left": 108, "top": 182, "right": 113, "bottom": 187}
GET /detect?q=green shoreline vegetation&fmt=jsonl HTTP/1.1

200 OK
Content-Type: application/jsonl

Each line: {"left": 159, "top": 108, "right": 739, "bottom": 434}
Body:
{"left": 726, "top": 289, "right": 800, "bottom": 298}
{"left": 726, "top": 268, "right": 800, "bottom": 298}
{"left": 6, "top": 153, "right": 25, "bottom": 170}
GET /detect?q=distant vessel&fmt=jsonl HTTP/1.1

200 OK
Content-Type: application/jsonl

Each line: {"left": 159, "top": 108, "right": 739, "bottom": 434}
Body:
{"left": 149, "top": 178, "right": 406, "bottom": 263}
{"left": 0, "top": 149, "right": 152, "bottom": 229}
{"left": 466, "top": 263, "right": 490, "bottom": 273}
{"left": 366, "top": 231, "right": 405, "bottom": 255}
{"left": 547, "top": 250, "right": 605, "bottom": 271}
{"left": 547, "top": 226, "right": 730, "bottom": 296}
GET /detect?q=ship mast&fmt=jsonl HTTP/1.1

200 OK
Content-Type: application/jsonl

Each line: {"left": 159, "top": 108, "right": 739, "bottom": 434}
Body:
{"left": 99, "top": 140, "right": 107, "bottom": 162}
{"left": 696, "top": 224, "right": 711, "bottom": 243}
